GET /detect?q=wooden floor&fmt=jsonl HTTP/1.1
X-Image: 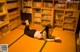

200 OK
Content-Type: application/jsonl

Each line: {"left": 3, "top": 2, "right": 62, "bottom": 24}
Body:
{"left": 0, "top": 24, "right": 76, "bottom": 52}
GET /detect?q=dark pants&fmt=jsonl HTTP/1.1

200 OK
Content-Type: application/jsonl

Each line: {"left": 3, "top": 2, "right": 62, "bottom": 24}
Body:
{"left": 24, "top": 25, "right": 36, "bottom": 37}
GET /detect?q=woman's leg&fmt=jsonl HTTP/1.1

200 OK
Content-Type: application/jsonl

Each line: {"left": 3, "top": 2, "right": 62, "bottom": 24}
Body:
{"left": 24, "top": 20, "right": 30, "bottom": 34}
{"left": 25, "top": 20, "right": 29, "bottom": 26}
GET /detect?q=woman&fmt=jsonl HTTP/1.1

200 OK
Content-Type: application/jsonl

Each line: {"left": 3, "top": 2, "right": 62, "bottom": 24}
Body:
{"left": 24, "top": 20, "right": 60, "bottom": 41}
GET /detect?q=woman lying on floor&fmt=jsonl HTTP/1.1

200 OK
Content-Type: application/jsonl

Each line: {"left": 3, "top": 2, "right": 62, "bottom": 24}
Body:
{"left": 24, "top": 20, "right": 60, "bottom": 41}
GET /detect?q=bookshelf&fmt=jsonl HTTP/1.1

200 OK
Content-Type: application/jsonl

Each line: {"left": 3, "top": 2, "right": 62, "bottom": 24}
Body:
{"left": 6, "top": 0, "right": 21, "bottom": 30}
{"left": 53, "top": 0, "right": 79, "bottom": 33}
{"left": 32, "top": 0, "right": 54, "bottom": 26}
{"left": 22, "top": 0, "right": 32, "bottom": 24}
{"left": 0, "top": 0, "right": 10, "bottom": 37}
{"left": 63, "top": 2, "right": 79, "bottom": 32}
{"left": 33, "top": 8, "right": 41, "bottom": 23}
{"left": 54, "top": 10, "right": 64, "bottom": 27}
{"left": 22, "top": 0, "right": 79, "bottom": 33}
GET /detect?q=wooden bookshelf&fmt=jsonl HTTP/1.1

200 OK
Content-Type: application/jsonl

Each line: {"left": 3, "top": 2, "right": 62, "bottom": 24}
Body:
{"left": 0, "top": 0, "right": 10, "bottom": 38}
{"left": 53, "top": 0, "right": 79, "bottom": 33}
{"left": 21, "top": 0, "right": 32, "bottom": 24}
{"left": 22, "top": 0, "right": 79, "bottom": 33}
{"left": 6, "top": 0, "right": 21, "bottom": 30}
{"left": 7, "top": 2, "right": 19, "bottom": 10}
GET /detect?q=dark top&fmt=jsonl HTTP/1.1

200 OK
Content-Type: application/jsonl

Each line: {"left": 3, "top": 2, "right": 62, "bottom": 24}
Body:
{"left": 24, "top": 25, "right": 36, "bottom": 37}
{"left": 40, "top": 25, "right": 49, "bottom": 38}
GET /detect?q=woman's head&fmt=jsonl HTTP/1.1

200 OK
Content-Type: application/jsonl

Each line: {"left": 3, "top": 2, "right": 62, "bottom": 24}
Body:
{"left": 46, "top": 24, "right": 52, "bottom": 29}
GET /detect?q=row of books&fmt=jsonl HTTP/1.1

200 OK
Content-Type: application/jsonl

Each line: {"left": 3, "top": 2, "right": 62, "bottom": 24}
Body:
{"left": 42, "top": 9, "right": 52, "bottom": 15}
{"left": 55, "top": 3, "right": 78, "bottom": 9}
{"left": 7, "top": 2, "right": 18, "bottom": 9}
{"left": 24, "top": 1, "right": 53, "bottom": 8}
{"left": 64, "top": 23, "right": 75, "bottom": 29}
{"left": 34, "top": 17, "right": 41, "bottom": 22}
{"left": 42, "top": 15, "right": 51, "bottom": 20}
{"left": 55, "top": 3, "right": 65, "bottom": 9}
{"left": 43, "top": 2, "right": 53, "bottom": 8}
{"left": 64, "top": 18, "right": 75, "bottom": 23}
{"left": 42, "top": 21, "right": 51, "bottom": 25}
{"left": 9, "top": 10, "right": 19, "bottom": 20}
{"left": 24, "top": 1, "right": 32, "bottom": 6}
{"left": 55, "top": 21, "right": 62, "bottom": 25}
{"left": 65, "top": 12, "right": 74, "bottom": 17}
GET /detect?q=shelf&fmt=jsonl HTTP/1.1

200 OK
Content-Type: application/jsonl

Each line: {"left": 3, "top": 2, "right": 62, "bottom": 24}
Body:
{"left": 2, "top": 31, "right": 10, "bottom": 36}
{"left": 65, "top": 16, "right": 75, "bottom": 18}
{"left": 54, "top": 20, "right": 62, "bottom": 26}
{"left": 55, "top": 15, "right": 63, "bottom": 20}
{"left": 54, "top": 3, "right": 65, "bottom": 9}
{"left": 42, "top": 21, "right": 51, "bottom": 26}
{"left": 0, "top": 12, "right": 7, "bottom": 16}
{"left": 23, "top": 5, "right": 31, "bottom": 8}
{"left": 21, "top": 0, "right": 79, "bottom": 33}
{"left": 9, "top": 10, "right": 20, "bottom": 20}
{"left": 42, "top": 19, "right": 51, "bottom": 21}
{"left": 7, "top": 2, "right": 19, "bottom": 10}
{"left": 9, "top": 14, "right": 20, "bottom": 20}
{"left": 33, "top": 2, "right": 42, "bottom": 8}
{"left": 0, "top": 24, "right": 10, "bottom": 36}
{"left": 43, "top": 2, "right": 53, "bottom": 8}
{"left": 23, "top": 0, "right": 32, "bottom": 7}
{"left": 55, "top": 23, "right": 62, "bottom": 26}
{"left": 0, "top": 21, "right": 9, "bottom": 28}
{"left": 42, "top": 8, "right": 52, "bottom": 10}
{"left": 54, "top": 8, "right": 65, "bottom": 11}
{"left": 0, "top": 0, "right": 10, "bottom": 36}
{"left": 65, "top": 9, "right": 78, "bottom": 11}
{"left": 33, "top": 17, "right": 41, "bottom": 23}
{"left": 64, "top": 17, "right": 75, "bottom": 24}
{"left": 66, "top": 3, "right": 78, "bottom": 9}
{"left": 9, "top": 17, "right": 20, "bottom": 30}
{"left": 63, "top": 27, "right": 74, "bottom": 31}
{"left": 42, "top": 15, "right": 51, "bottom": 20}
{"left": 33, "top": 7, "right": 41, "bottom": 9}
{"left": 0, "top": 1, "right": 5, "bottom": 3}
{"left": 42, "top": 13, "right": 52, "bottom": 15}
{"left": 54, "top": 10, "right": 64, "bottom": 22}
{"left": 34, "top": 22, "right": 41, "bottom": 24}
{"left": 64, "top": 21, "right": 74, "bottom": 24}
{"left": 63, "top": 23, "right": 75, "bottom": 30}
{"left": 66, "top": 18, "right": 75, "bottom": 22}
{"left": 55, "top": 19, "right": 63, "bottom": 21}
{"left": 42, "top": 9, "right": 52, "bottom": 15}
{"left": 33, "top": 13, "right": 41, "bottom": 17}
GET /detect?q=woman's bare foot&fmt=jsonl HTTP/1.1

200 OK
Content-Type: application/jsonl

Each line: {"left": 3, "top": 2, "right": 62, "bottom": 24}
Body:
{"left": 25, "top": 20, "right": 29, "bottom": 25}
